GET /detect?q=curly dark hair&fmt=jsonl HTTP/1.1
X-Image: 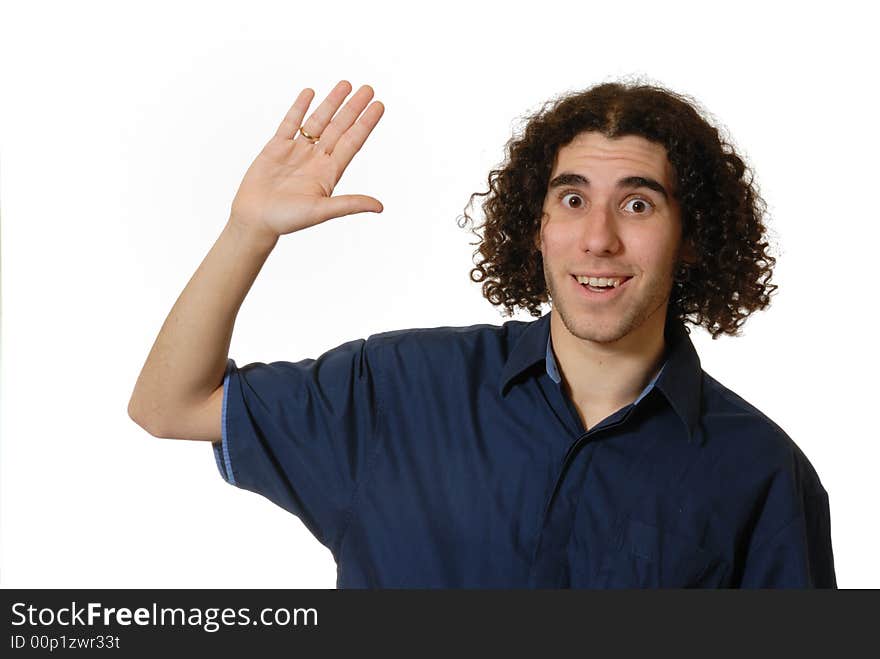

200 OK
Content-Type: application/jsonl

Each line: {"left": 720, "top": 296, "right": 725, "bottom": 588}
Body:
{"left": 459, "top": 78, "right": 778, "bottom": 339}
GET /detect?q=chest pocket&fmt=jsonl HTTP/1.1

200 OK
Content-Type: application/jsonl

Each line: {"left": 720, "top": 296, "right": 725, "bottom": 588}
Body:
{"left": 595, "top": 518, "right": 729, "bottom": 588}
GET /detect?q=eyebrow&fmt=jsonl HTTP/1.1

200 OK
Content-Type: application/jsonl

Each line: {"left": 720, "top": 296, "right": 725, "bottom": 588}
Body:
{"left": 547, "top": 172, "right": 670, "bottom": 200}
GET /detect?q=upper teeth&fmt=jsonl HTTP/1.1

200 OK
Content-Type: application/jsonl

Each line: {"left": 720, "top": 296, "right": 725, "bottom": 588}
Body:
{"left": 576, "top": 276, "right": 626, "bottom": 287}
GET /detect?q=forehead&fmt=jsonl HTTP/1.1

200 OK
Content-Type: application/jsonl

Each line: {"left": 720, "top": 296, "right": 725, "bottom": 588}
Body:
{"left": 552, "top": 132, "right": 673, "bottom": 183}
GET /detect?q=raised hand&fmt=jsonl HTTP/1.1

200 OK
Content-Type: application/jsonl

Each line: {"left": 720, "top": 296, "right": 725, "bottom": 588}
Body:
{"left": 229, "top": 80, "right": 385, "bottom": 241}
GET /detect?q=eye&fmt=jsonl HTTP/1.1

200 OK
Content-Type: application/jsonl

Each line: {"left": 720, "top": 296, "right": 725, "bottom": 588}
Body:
{"left": 559, "top": 192, "right": 584, "bottom": 209}
{"left": 624, "top": 197, "right": 653, "bottom": 214}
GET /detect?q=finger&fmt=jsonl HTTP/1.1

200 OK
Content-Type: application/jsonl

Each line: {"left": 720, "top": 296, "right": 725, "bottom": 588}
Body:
{"left": 316, "top": 84, "right": 375, "bottom": 154}
{"left": 329, "top": 101, "right": 385, "bottom": 175}
{"left": 313, "top": 195, "right": 384, "bottom": 223}
{"left": 273, "top": 87, "right": 315, "bottom": 140}
{"left": 294, "top": 79, "right": 353, "bottom": 145}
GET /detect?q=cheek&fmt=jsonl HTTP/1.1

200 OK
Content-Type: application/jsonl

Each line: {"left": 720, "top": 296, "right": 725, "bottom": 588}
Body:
{"left": 539, "top": 222, "right": 573, "bottom": 253}
{"left": 643, "top": 244, "right": 682, "bottom": 279}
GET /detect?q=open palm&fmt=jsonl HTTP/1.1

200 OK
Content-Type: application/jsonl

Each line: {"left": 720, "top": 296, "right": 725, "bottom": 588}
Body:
{"left": 230, "top": 80, "right": 385, "bottom": 240}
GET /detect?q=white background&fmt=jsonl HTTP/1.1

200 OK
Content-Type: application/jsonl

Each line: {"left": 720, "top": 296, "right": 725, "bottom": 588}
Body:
{"left": 1, "top": 0, "right": 877, "bottom": 588}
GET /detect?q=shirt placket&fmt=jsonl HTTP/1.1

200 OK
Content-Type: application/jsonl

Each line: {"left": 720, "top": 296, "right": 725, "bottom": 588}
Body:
{"left": 528, "top": 371, "right": 636, "bottom": 587}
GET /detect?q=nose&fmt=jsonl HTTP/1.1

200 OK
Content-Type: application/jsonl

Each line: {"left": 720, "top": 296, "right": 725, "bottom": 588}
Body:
{"left": 577, "top": 203, "right": 622, "bottom": 255}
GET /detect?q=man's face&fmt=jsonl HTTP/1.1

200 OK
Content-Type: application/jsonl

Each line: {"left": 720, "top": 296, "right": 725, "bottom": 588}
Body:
{"left": 538, "top": 131, "right": 687, "bottom": 345}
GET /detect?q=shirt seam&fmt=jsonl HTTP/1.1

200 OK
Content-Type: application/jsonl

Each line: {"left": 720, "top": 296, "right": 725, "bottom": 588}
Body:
{"left": 703, "top": 373, "right": 791, "bottom": 441}
{"left": 334, "top": 337, "right": 387, "bottom": 555}
{"left": 748, "top": 487, "right": 827, "bottom": 556}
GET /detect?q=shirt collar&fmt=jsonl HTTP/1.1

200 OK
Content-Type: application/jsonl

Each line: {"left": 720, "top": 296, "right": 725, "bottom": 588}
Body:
{"left": 499, "top": 311, "right": 703, "bottom": 444}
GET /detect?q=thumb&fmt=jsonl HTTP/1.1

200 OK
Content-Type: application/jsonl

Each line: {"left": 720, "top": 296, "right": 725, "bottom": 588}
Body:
{"left": 318, "top": 195, "right": 384, "bottom": 221}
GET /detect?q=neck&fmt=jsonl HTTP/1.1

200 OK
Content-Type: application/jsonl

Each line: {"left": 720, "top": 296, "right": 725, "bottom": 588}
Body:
{"left": 549, "top": 306, "right": 668, "bottom": 409}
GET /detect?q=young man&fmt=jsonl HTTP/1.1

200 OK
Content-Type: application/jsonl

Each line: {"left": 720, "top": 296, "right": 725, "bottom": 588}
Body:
{"left": 128, "top": 79, "right": 836, "bottom": 588}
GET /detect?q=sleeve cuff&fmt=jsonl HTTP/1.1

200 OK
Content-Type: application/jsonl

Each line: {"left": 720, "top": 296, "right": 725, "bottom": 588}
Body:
{"left": 212, "top": 358, "right": 238, "bottom": 486}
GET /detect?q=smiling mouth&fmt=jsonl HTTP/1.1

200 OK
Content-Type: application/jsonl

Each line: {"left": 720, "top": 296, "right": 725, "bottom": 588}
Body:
{"left": 571, "top": 274, "right": 634, "bottom": 297}
{"left": 572, "top": 274, "right": 633, "bottom": 290}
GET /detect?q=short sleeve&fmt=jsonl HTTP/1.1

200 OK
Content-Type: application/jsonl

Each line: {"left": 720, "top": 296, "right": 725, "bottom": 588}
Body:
{"left": 738, "top": 487, "right": 837, "bottom": 588}
{"left": 211, "top": 337, "right": 383, "bottom": 556}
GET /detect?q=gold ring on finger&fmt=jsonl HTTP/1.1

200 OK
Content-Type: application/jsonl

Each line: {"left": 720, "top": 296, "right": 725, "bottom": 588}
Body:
{"left": 299, "top": 126, "right": 320, "bottom": 143}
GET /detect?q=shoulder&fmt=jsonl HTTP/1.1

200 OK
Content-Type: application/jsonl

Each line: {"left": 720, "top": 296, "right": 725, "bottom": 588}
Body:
{"left": 364, "top": 318, "right": 530, "bottom": 360}
{"left": 699, "top": 371, "right": 827, "bottom": 499}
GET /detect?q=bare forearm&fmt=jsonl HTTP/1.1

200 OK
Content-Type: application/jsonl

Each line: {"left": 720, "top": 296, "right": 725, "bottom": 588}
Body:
{"left": 128, "top": 219, "right": 278, "bottom": 431}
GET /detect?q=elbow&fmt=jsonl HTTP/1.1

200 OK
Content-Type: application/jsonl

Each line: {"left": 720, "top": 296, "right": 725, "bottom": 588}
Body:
{"left": 127, "top": 399, "right": 163, "bottom": 437}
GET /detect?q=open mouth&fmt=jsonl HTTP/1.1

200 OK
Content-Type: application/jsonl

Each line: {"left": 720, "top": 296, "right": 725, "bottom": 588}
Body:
{"left": 572, "top": 274, "right": 633, "bottom": 297}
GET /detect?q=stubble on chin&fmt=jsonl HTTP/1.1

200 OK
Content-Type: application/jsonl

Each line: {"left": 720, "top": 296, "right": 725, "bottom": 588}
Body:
{"left": 544, "top": 263, "right": 626, "bottom": 344}
{"left": 544, "top": 264, "right": 669, "bottom": 346}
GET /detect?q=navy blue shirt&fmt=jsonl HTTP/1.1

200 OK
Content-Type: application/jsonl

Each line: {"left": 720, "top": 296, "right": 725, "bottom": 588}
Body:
{"left": 212, "top": 312, "right": 836, "bottom": 588}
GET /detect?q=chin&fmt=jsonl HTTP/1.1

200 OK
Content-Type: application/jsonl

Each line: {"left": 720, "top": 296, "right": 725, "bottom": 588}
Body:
{"left": 552, "top": 296, "right": 651, "bottom": 345}
{"left": 567, "top": 320, "right": 633, "bottom": 344}
{"left": 548, "top": 273, "right": 670, "bottom": 346}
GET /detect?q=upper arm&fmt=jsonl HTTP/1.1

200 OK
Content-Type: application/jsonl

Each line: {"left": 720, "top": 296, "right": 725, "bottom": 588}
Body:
{"left": 738, "top": 488, "right": 836, "bottom": 588}
{"left": 216, "top": 345, "right": 383, "bottom": 554}
{"left": 153, "top": 384, "right": 225, "bottom": 442}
